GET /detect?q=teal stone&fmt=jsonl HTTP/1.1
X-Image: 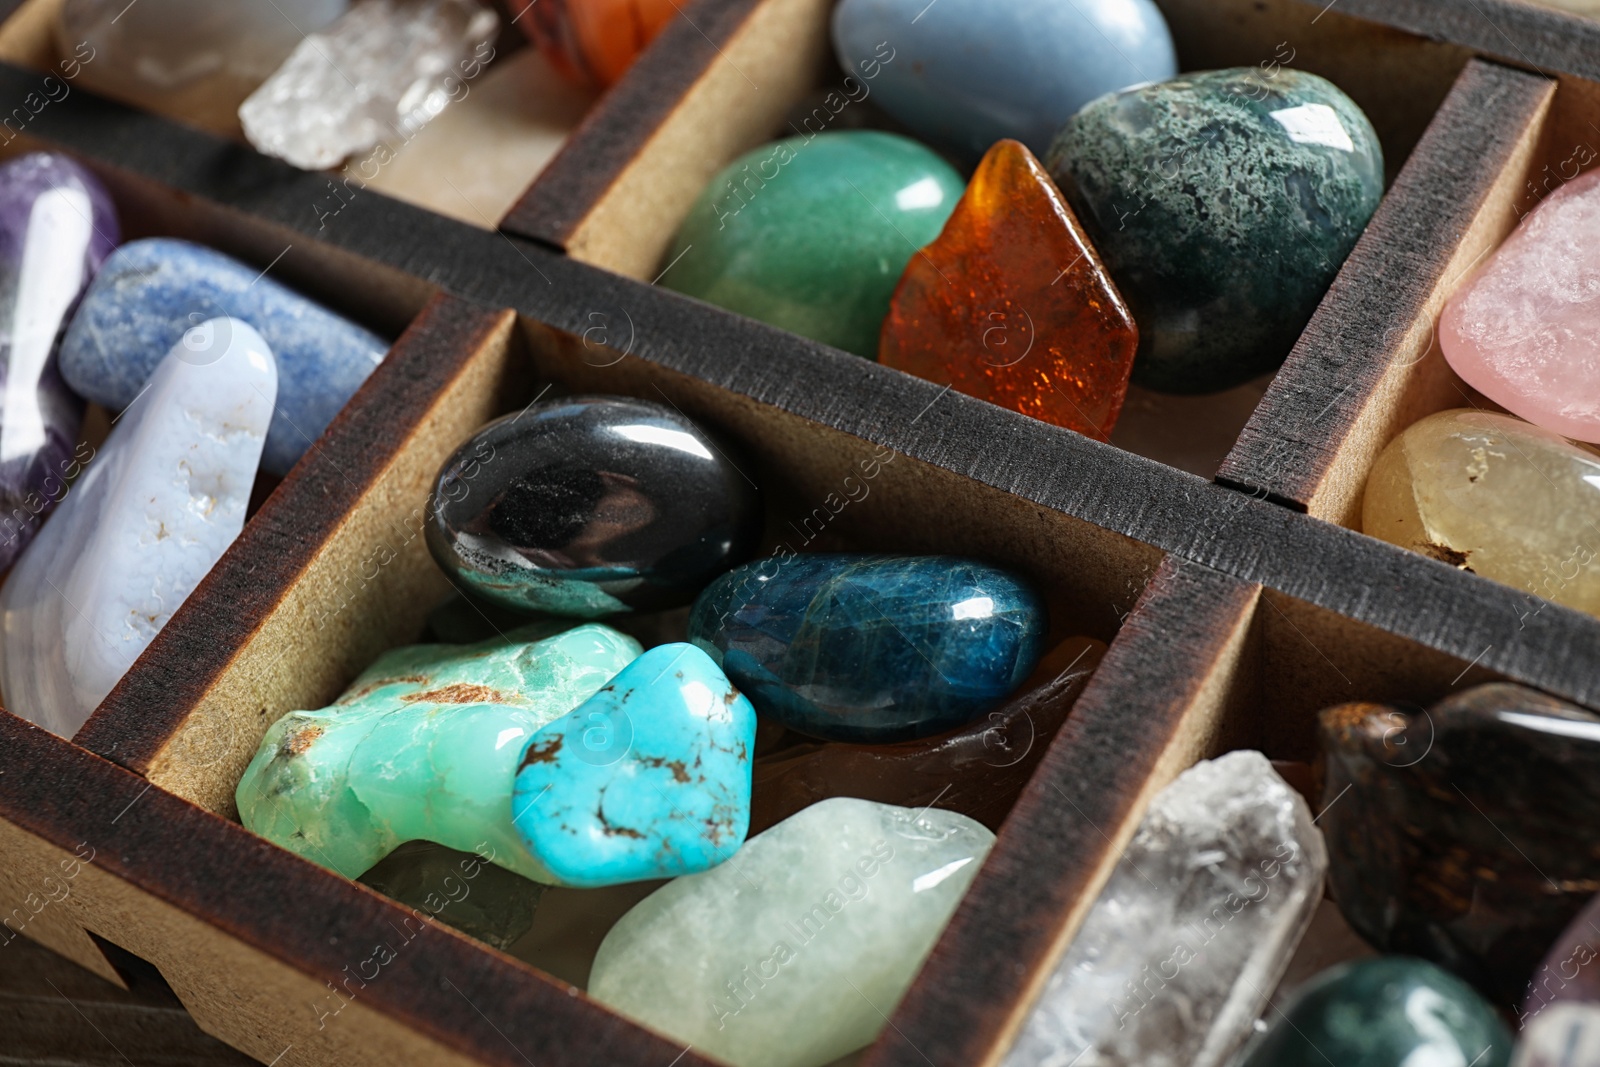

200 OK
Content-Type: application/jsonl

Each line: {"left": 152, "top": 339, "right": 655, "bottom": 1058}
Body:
{"left": 1237, "top": 958, "right": 1513, "bottom": 1067}
{"left": 688, "top": 553, "right": 1047, "bottom": 742}
{"left": 1047, "top": 68, "right": 1384, "bottom": 394}
{"left": 659, "top": 131, "right": 964, "bottom": 358}
{"left": 511, "top": 643, "right": 755, "bottom": 888}
{"left": 235, "top": 623, "right": 642, "bottom": 885}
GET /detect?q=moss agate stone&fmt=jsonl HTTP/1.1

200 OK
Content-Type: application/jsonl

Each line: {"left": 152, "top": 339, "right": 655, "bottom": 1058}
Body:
{"left": 426, "top": 396, "right": 761, "bottom": 618}
{"left": 236, "top": 624, "right": 641, "bottom": 884}
{"left": 689, "top": 553, "right": 1047, "bottom": 742}
{"left": 588, "top": 797, "right": 995, "bottom": 1067}
{"left": 1236, "top": 958, "right": 1511, "bottom": 1067}
{"left": 512, "top": 643, "right": 755, "bottom": 887}
{"left": 1318, "top": 684, "right": 1600, "bottom": 1006}
{"left": 1047, "top": 68, "right": 1383, "bottom": 393}
{"left": 1363, "top": 409, "right": 1600, "bottom": 616}
{"left": 59, "top": 238, "right": 387, "bottom": 476}
{"left": 660, "top": 131, "right": 963, "bottom": 358}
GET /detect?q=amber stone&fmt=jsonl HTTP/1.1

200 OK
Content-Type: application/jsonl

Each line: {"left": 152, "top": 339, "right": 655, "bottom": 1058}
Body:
{"left": 879, "top": 139, "right": 1137, "bottom": 441}
{"left": 748, "top": 637, "right": 1105, "bottom": 835}
{"left": 518, "top": 0, "right": 676, "bottom": 89}
{"left": 1318, "top": 683, "right": 1600, "bottom": 1006}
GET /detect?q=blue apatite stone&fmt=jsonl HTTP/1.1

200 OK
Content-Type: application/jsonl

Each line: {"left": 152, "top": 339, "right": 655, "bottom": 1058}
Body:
{"left": 59, "top": 238, "right": 387, "bottom": 476}
{"left": 831, "top": 0, "right": 1176, "bottom": 163}
{"left": 511, "top": 643, "right": 755, "bottom": 888}
{"left": 689, "top": 553, "right": 1047, "bottom": 742}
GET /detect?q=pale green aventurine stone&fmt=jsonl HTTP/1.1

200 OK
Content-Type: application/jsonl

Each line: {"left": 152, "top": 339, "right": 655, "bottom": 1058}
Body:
{"left": 235, "top": 623, "right": 642, "bottom": 884}
{"left": 588, "top": 797, "right": 995, "bottom": 1067}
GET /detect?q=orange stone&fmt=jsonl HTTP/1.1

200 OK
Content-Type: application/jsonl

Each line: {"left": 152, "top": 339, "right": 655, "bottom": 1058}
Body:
{"left": 518, "top": 0, "right": 678, "bottom": 89}
{"left": 879, "top": 139, "right": 1138, "bottom": 440}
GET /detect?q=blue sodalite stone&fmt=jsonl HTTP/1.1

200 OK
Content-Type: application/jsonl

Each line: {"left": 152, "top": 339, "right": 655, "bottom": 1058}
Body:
{"left": 512, "top": 643, "right": 756, "bottom": 887}
{"left": 59, "top": 238, "right": 387, "bottom": 475}
{"left": 831, "top": 0, "right": 1176, "bottom": 163}
{"left": 689, "top": 553, "right": 1047, "bottom": 742}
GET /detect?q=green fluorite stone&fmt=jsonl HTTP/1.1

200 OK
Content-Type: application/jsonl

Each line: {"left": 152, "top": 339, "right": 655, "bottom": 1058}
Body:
{"left": 1048, "top": 68, "right": 1383, "bottom": 393}
{"left": 235, "top": 623, "right": 641, "bottom": 884}
{"left": 660, "top": 130, "right": 964, "bottom": 358}
{"left": 1237, "top": 958, "right": 1512, "bottom": 1067}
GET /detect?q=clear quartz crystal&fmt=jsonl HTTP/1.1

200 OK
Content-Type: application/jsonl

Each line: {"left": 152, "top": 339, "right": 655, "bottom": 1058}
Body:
{"left": 1002, "top": 751, "right": 1328, "bottom": 1067}
{"left": 239, "top": 0, "right": 499, "bottom": 171}
{"left": 57, "top": 0, "right": 348, "bottom": 136}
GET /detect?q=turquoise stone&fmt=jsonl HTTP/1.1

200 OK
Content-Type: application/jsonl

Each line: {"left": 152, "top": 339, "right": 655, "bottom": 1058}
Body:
{"left": 660, "top": 131, "right": 964, "bottom": 358}
{"left": 688, "top": 553, "right": 1046, "bottom": 742}
{"left": 511, "top": 643, "right": 755, "bottom": 888}
{"left": 235, "top": 623, "right": 641, "bottom": 884}
{"left": 1047, "top": 68, "right": 1383, "bottom": 394}
{"left": 1237, "top": 958, "right": 1512, "bottom": 1067}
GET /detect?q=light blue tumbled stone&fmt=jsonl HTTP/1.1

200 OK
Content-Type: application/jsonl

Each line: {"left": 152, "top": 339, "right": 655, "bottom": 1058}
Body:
{"left": 511, "top": 643, "right": 756, "bottom": 888}
{"left": 59, "top": 237, "right": 387, "bottom": 476}
{"left": 832, "top": 0, "right": 1177, "bottom": 162}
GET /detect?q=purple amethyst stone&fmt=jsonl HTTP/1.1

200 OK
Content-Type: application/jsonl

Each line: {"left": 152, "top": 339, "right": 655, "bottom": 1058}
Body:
{"left": 0, "top": 153, "right": 118, "bottom": 568}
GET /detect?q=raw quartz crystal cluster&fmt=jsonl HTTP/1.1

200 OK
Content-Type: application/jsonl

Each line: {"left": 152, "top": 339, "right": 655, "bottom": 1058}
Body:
{"left": 1441, "top": 168, "right": 1600, "bottom": 442}
{"left": 1004, "top": 751, "right": 1327, "bottom": 1067}
{"left": 57, "top": 0, "right": 348, "bottom": 135}
{"left": 1, "top": 318, "right": 276, "bottom": 736}
{"left": 0, "top": 154, "right": 118, "bottom": 570}
{"left": 589, "top": 797, "right": 995, "bottom": 1067}
{"left": 240, "top": 0, "right": 499, "bottom": 170}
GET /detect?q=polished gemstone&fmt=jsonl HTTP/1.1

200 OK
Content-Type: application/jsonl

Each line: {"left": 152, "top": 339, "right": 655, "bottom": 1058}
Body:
{"left": 880, "top": 139, "right": 1138, "bottom": 439}
{"left": 588, "top": 797, "right": 995, "bottom": 1067}
{"left": 750, "top": 637, "right": 1104, "bottom": 834}
{"left": 57, "top": 0, "right": 348, "bottom": 136}
{"left": 1235, "top": 958, "right": 1512, "bottom": 1067}
{"left": 831, "top": 0, "right": 1176, "bottom": 162}
{"left": 1522, "top": 892, "right": 1600, "bottom": 1025}
{"left": 1362, "top": 409, "right": 1600, "bottom": 615}
{"left": 427, "top": 396, "right": 762, "bottom": 618}
{"left": 516, "top": 0, "right": 676, "bottom": 88}
{"left": 512, "top": 643, "right": 755, "bottom": 887}
{"left": 240, "top": 0, "right": 500, "bottom": 170}
{"left": 1048, "top": 68, "right": 1383, "bottom": 393}
{"left": 1006, "top": 751, "right": 1327, "bottom": 1067}
{"left": 1442, "top": 169, "right": 1600, "bottom": 442}
{"left": 0, "top": 153, "right": 118, "bottom": 570}
{"left": 661, "top": 131, "right": 964, "bottom": 358}
{"left": 689, "top": 553, "right": 1047, "bottom": 742}
{"left": 357, "top": 840, "right": 543, "bottom": 950}
{"left": 236, "top": 624, "right": 641, "bottom": 884}
{"left": 1515, "top": 1004, "right": 1600, "bottom": 1067}
{"left": 0, "top": 319, "right": 275, "bottom": 737}
{"left": 59, "top": 238, "right": 387, "bottom": 477}
{"left": 1319, "top": 684, "right": 1600, "bottom": 1005}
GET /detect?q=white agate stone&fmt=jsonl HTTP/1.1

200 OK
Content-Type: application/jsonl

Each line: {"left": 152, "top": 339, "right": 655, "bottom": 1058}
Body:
{"left": 588, "top": 797, "right": 995, "bottom": 1067}
{"left": 0, "top": 317, "right": 276, "bottom": 736}
{"left": 1002, "top": 750, "right": 1328, "bottom": 1067}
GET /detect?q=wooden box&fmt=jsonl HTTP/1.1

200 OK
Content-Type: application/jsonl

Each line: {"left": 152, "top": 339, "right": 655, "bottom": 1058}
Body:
{"left": 0, "top": 1, "right": 1596, "bottom": 1065}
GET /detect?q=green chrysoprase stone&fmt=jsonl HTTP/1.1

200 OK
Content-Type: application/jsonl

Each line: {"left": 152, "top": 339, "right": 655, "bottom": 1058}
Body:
{"left": 588, "top": 797, "right": 994, "bottom": 1067}
{"left": 235, "top": 623, "right": 641, "bottom": 884}
{"left": 659, "top": 130, "right": 964, "bottom": 358}
{"left": 1047, "top": 68, "right": 1383, "bottom": 393}
{"left": 357, "top": 841, "right": 543, "bottom": 950}
{"left": 1236, "top": 958, "right": 1512, "bottom": 1067}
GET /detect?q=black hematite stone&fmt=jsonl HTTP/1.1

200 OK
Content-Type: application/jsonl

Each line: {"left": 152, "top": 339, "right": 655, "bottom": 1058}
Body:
{"left": 1318, "top": 682, "right": 1600, "bottom": 1007}
{"left": 426, "top": 395, "right": 762, "bottom": 618}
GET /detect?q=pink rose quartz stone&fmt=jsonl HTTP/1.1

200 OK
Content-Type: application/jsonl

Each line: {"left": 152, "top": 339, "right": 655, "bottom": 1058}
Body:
{"left": 1440, "top": 167, "right": 1600, "bottom": 443}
